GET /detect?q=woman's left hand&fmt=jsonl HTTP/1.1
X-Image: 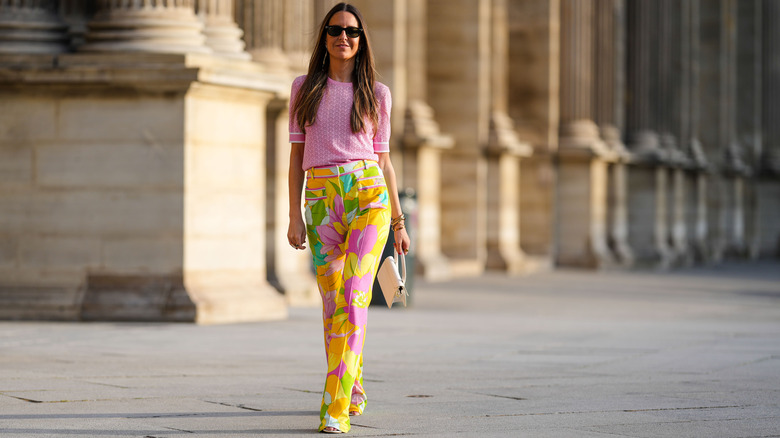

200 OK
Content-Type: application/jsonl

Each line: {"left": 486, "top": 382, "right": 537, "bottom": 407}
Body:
{"left": 393, "top": 227, "right": 411, "bottom": 255}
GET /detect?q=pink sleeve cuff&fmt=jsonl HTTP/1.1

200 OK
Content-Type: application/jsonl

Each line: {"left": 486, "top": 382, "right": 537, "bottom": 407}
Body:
{"left": 373, "top": 141, "right": 390, "bottom": 153}
{"left": 290, "top": 132, "right": 305, "bottom": 143}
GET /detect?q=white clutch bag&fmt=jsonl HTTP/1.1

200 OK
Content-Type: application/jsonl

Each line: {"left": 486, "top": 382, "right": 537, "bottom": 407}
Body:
{"left": 377, "top": 252, "right": 408, "bottom": 308}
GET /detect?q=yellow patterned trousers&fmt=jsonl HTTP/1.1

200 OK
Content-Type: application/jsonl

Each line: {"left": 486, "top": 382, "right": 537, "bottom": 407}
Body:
{"left": 304, "top": 160, "right": 390, "bottom": 433}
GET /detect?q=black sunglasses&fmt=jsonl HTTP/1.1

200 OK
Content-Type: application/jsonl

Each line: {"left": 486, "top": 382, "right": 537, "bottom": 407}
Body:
{"left": 326, "top": 25, "right": 363, "bottom": 38}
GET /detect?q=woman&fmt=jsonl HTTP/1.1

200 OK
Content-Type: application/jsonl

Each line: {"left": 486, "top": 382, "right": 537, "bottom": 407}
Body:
{"left": 287, "top": 3, "right": 411, "bottom": 434}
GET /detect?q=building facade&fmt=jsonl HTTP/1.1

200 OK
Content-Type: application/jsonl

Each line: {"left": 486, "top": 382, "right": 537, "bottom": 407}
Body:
{"left": 1, "top": 0, "right": 778, "bottom": 323}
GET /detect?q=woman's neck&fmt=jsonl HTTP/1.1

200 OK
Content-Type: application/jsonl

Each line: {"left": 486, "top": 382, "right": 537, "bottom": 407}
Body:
{"left": 328, "top": 57, "right": 355, "bottom": 83}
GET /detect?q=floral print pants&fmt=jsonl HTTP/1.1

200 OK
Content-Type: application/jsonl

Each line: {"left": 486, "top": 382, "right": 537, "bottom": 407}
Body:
{"left": 304, "top": 160, "right": 390, "bottom": 433}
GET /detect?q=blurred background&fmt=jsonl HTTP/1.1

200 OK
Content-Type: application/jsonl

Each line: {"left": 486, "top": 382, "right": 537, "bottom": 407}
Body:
{"left": 0, "top": 0, "right": 778, "bottom": 323}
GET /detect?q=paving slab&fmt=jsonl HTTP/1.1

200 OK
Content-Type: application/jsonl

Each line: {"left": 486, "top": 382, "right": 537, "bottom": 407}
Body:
{"left": 1, "top": 260, "right": 779, "bottom": 437}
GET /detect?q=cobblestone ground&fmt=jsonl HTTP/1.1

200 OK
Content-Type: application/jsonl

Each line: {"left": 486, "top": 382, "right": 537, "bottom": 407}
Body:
{"left": 1, "top": 260, "right": 779, "bottom": 437}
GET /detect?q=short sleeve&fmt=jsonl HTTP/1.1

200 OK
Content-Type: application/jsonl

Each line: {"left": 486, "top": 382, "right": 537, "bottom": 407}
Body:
{"left": 373, "top": 83, "right": 392, "bottom": 153}
{"left": 289, "top": 76, "right": 306, "bottom": 144}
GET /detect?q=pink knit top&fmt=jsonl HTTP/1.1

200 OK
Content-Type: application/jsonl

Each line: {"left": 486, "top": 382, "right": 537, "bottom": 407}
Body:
{"left": 289, "top": 75, "right": 392, "bottom": 170}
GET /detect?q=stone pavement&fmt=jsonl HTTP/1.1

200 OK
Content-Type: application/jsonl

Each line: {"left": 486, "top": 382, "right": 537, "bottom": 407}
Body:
{"left": 1, "top": 261, "right": 779, "bottom": 438}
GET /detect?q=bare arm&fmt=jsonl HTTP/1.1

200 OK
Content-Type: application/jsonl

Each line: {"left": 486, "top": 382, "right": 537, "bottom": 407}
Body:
{"left": 377, "top": 152, "right": 411, "bottom": 254}
{"left": 288, "top": 143, "right": 307, "bottom": 250}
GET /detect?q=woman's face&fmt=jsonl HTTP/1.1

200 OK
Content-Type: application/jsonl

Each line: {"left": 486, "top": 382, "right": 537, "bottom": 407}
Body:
{"left": 326, "top": 11, "right": 360, "bottom": 62}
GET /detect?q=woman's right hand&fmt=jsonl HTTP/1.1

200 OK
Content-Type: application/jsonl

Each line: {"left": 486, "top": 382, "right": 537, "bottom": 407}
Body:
{"left": 288, "top": 215, "right": 307, "bottom": 250}
{"left": 287, "top": 143, "right": 307, "bottom": 251}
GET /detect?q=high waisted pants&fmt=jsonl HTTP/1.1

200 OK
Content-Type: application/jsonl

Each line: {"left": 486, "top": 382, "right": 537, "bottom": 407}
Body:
{"left": 304, "top": 160, "right": 390, "bottom": 433}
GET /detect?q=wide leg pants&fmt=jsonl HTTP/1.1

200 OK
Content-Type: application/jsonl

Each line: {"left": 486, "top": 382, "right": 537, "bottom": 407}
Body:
{"left": 304, "top": 160, "right": 390, "bottom": 433}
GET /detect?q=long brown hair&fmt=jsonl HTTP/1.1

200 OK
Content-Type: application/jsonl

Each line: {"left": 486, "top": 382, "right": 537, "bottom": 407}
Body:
{"left": 292, "top": 3, "right": 379, "bottom": 135}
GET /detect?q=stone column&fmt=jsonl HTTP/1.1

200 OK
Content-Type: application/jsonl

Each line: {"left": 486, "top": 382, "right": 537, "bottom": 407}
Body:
{"left": 402, "top": 102, "right": 453, "bottom": 280}
{"left": 625, "top": 0, "right": 673, "bottom": 269}
{"left": 686, "top": 168, "right": 709, "bottom": 263}
{"left": 195, "top": 0, "right": 249, "bottom": 59}
{"left": 81, "top": 0, "right": 209, "bottom": 54}
{"left": 236, "top": 0, "right": 312, "bottom": 70}
{"left": 722, "top": 0, "right": 748, "bottom": 257}
{"left": 282, "top": 0, "right": 314, "bottom": 71}
{"left": 673, "top": 0, "right": 699, "bottom": 266}
{"left": 657, "top": 0, "right": 686, "bottom": 163}
{"left": 485, "top": 0, "right": 532, "bottom": 273}
{"left": 558, "top": 0, "right": 603, "bottom": 152}
{"left": 234, "top": 0, "right": 287, "bottom": 68}
{"left": 699, "top": 0, "right": 724, "bottom": 263}
{"left": 684, "top": 0, "right": 711, "bottom": 263}
{"left": 763, "top": 0, "right": 780, "bottom": 177}
{"left": 758, "top": 0, "right": 780, "bottom": 257}
{"left": 427, "top": 0, "right": 490, "bottom": 276}
{"left": 555, "top": 0, "right": 615, "bottom": 269}
{"left": 658, "top": 0, "right": 690, "bottom": 266}
{"left": 0, "top": 0, "right": 68, "bottom": 54}
{"left": 698, "top": 0, "right": 745, "bottom": 261}
{"left": 486, "top": 113, "right": 532, "bottom": 274}
{"left": 668, "top": 167, "right": 690, "bottom": 265}
{"left": 506, "top": 0, "right": 559, "bottom": 272}
{"left": 737, "top": 0, "right": 763, "bottom": 259}
{"left": 594, "top": 0, "right": 632, "bottom": 266}
{"left": 626, "top": 1, "right": 662, "bottom": 157}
